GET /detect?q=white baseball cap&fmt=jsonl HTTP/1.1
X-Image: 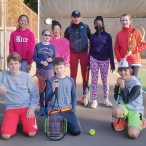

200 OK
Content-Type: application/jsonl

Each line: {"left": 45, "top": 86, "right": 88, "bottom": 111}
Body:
{"left": 118, "top": 60, "right": 131, "bottom": 69}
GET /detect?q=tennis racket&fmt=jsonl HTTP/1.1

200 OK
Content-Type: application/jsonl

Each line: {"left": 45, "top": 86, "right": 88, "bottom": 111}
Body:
{"left": 116, "top": 86, "right": 121, "bottom": 104}
{"left": 44, "top": 82, "right": 67, "bottom": 141}
{"left": 83, "top": 68, "right": 90, "bottom": 107}
{"left": 33, "top": 67, "right": 46, "bottom": 94}
{"left": 123, "top": 26, "right": 145, "bottom": 60}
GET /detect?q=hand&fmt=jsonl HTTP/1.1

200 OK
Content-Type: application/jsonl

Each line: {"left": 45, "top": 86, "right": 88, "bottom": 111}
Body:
{"left": 41, "top": 61, "right": 48, "bottom": 66}
{"left": 126, "top": 50, "right": 132, "bottom": 56}
{"left": 52, "top": 80, "right": 59, "bottom": 92}
{"left": 46, "top": 57, "right": 53, "bottom": 63}
{"left": 27, "top": 64, "right": 32, "bottom": 71}
{"left": 26, "top": 108, "right": 35, "bottom": 119}
{"left": 116, "top": 77, "right": 125, "bottom": 88}
{"left": 0, "top": 85, "right": 7, "bottom": 95}
{"left": 110, "top": 69, "right": 115, "bottom": 73}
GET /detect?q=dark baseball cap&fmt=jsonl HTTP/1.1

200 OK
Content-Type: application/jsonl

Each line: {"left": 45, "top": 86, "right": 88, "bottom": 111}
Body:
{"left": 71, "top": 10, "right": 81, "bottom": 17}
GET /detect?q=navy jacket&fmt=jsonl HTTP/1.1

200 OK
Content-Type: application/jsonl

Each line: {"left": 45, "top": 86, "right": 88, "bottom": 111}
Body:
{"left": 64, "top": 22, "right": 91, "bottom": 53}
{"left": 89, "top": 31, "right": 115, "bottom": 69}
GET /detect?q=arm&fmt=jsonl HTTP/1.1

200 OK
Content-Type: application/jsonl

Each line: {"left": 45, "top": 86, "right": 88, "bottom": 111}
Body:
{"left": 121, "top": 85, "right": 141, "bottom": 104}
{"left": 64, "top": 40, "right": 70, "bottom": 67}
{"left": 114, "top": 34, "right": 122, "bottom": 62}
{"left": 46, "top": 79, "right": 54, "bottom": 105}
{"left": 108, "top": 35, "right": 115, "bottom": 71}
{"left": 87, "top": 25, "right": 91, "bottom": 39}
{"left": 64, "top": 28, "right": 69, "bottom": 40}
{"left": 27, "top": 32, "right": 35, "bottom": 65}
{"left": 131, "top": 29, "right": 146, "bottom": 54}
{"left": 114, "top": 85, "right": 120, "bottom": 101}
{"left": 9, "top": 32, "right": 15, "bottom": 54}
{"left": 71, "top": 78, "right": 76, "bottom": 112}
{"left": 27, "top": 75, "right": 39, "bottom": 110}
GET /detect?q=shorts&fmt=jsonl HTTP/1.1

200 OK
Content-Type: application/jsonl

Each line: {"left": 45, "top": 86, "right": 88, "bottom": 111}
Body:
{"left": 120, "top": 104, "right": 142, "bottom": 130}
{"left": 1, "top": 108, "right": 38, "bottom": 135}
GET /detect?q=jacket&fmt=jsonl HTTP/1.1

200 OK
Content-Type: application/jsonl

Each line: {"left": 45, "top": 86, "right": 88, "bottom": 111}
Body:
{"left": 89, "top": 31, "right": 115, "bottom": 69}
{"left": 114, "top": 26, "right": 146, "bottom": 64}
{"left": 64, "top": 22, "right": 91, "bottom": 53}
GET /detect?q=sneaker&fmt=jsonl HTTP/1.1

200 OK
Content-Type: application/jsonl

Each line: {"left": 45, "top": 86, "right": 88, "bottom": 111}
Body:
{"left": 80, "top": 96, "right": 86, "bottom": 105}
{"left": 90, "top": 100, "right": 98, "bottom": 109}
{"left": 112, "top": 118, "right": 128, "bottom": 131}
{"left": 39, "top": 107, "right": 45, "bottom": 116}
{"left": 142, "top": 118, "right": 146, "bottom": 129}
{"left": 104, "top": 99, "right": 112, "bottom": 107}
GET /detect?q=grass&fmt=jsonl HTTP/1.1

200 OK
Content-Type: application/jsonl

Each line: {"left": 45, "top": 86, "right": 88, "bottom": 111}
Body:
{"left": 138, "top": 69, "right": 146, "bottom": 91}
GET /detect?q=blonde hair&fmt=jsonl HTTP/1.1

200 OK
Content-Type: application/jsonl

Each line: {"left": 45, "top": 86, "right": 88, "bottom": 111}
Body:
{"left": 120, "top": 13, "right": 132, "bottom": 21}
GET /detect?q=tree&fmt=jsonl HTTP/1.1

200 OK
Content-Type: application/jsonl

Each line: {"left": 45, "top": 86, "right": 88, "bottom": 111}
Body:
{"left": 24, "top": 0, "right": 38, "bottom": 13}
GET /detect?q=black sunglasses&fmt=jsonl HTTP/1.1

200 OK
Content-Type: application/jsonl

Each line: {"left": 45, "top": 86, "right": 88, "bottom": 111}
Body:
{"left": 44, "top": 34, "right": 51, "bottom": 37}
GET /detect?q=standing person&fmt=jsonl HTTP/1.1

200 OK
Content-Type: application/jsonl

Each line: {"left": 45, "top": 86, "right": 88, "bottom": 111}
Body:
{"left": 33, "top": 29, "right": 56, "bottom": 116}
{"left": 46, "top": 57, "right": 81, "bottom": 135}
{"left": 112, "top": 60, "right": 145, "bottom": 139}
{"left": 64, "top": 10, "right": 91, "bottom": 104}
{"left": 89, "top": 16, "right": 115, "bottom": 108}
{"left": 9, "top": 14, "right": 35, "bottom": 73}
{"left": 114, "top": 13, "right": 146, "bottom": 77}
{"left": 49, "top": 20, "right": 70, "bottom": 67}
{"left": 0, "top": 53, "right": 39, "bottom": 140}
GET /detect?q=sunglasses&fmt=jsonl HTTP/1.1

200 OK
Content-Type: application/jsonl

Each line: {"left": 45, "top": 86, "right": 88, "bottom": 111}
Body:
{"left": 44, "top": 34, "right": 51, "bottom": 37}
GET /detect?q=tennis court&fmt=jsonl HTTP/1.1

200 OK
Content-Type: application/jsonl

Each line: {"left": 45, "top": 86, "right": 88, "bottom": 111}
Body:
{"left": 0, "top": 60, "right": 146, "bottom": 146}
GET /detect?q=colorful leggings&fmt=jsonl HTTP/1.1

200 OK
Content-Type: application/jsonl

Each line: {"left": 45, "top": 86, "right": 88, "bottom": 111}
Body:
{"left": 90, "top": 56, "right": 109, "bottom": 100}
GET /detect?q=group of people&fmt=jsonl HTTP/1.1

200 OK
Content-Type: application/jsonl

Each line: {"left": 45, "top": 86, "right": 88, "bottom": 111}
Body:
{"left": 0, "top": 10, "right": 146, "bottom": 140}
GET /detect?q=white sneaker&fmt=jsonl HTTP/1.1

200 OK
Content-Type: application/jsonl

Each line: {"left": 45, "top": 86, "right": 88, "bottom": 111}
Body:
{"left": 91, "top": 100, "right": 98, "bottom": 109}
{"left": 104, "top": 99, "right": 112, "bottom": 107}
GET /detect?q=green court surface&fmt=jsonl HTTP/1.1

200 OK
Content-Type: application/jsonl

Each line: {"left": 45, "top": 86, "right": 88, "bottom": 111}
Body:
{"left": 138, "top": 69, "right": 146, "bottom": 92}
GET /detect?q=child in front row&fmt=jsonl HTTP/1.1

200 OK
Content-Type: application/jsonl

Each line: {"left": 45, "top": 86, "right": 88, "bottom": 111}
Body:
{"left": 112, "top": 59, "right": 146, "bottom": 139}
{"left": 46, "top": 57, "right": 81, "bottom": 135}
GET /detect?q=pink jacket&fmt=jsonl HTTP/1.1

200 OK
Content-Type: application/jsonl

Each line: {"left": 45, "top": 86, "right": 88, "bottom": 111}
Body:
{"left": 9, "top": 28, "right": 35, "bottom": 65}
{"left": 49, "top": 36, "right": 70, "bottom": 67}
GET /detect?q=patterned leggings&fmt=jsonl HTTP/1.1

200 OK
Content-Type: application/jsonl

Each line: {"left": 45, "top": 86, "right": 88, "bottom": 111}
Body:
{"left": 90, "top": 56, "right": 109, "bottom": 100}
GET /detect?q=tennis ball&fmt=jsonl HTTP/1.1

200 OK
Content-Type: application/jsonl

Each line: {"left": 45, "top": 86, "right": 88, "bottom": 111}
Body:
{"left": 84, "top": 99, "right": 88, "bottom": 107}
{"left": 89, "top": 129, "right": 95, "bottom": 136}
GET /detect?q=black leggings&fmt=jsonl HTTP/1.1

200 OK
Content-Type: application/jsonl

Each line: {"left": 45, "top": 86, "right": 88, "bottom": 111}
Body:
{"left": 131, "top": 66, "right": 140, "bottom": 77}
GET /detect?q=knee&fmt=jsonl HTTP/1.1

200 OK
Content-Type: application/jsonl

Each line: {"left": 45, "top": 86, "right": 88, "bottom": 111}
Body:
{"left": 112, "top": 107, "right": 123, "bottom": 118}
{"left": 2, "top": 134, "right": 11, "bottom": 140}
{"left": 128, "top": 127, "right": 140, "bottom": 139}
{"left": 27, "top": 132, "right": 36, "bottom": 137}
{"left": 69, "top": 129, "right": 81, "bottom": 136}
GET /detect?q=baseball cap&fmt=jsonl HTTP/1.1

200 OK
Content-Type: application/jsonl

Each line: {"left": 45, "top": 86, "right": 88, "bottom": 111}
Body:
{"left": 71, "top": 10, "right": 81, "bottom": 17}
{"left": 118, "top": 60, "right": 131, "bottom": 69}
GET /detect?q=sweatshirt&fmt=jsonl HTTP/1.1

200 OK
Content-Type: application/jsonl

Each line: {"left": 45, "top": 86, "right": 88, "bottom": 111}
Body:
{"left": 49, "top": 36, "right": 70, "bottom": 67}
{"left": 0, "top": 71, "right": 39, "bottom": 110}
{"left": 46, "top": 76, "right": 76, "bottom": 112}
{"left": 33, "top": 42, "right": 56, "bottom": 70}
{"left": 9, "top": 28, "right": 35, "bottom": 65}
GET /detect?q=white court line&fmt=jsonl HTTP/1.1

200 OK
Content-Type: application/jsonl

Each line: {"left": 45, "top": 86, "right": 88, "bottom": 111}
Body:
{"left": 113, "top": 71, "right": 146, "bottom": 94}
{"left": 141, "top": 69, "right": 146, "bottom": 72}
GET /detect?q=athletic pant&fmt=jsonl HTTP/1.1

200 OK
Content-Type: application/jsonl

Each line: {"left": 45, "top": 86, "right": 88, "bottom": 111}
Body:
{"left": 70, "top": 52, "right": 88, "bottom": 93}
{"left": 131, "top": 65, "right": 140, "bottom": 77}
{"left": 63, "top": 110, "right": 81, "bottom": 135}
{"left": 90, "top": 56, "right": 109, "bottom": 100}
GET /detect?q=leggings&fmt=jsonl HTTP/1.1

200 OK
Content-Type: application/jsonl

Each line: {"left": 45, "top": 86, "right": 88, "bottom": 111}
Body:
{"left": 90, "top": 56, "right": 109, "bottom": 100}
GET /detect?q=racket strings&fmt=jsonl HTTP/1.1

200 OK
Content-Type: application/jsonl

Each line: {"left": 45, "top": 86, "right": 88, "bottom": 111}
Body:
{"left": 46, "top": 115, "right": 67, "bottom": 140}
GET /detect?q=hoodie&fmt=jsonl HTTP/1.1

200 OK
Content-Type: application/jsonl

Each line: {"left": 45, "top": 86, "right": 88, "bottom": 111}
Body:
{"left": 9, "top": 28, "right": 35, "bottom": 65}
